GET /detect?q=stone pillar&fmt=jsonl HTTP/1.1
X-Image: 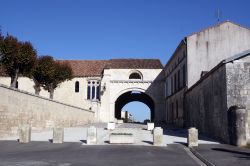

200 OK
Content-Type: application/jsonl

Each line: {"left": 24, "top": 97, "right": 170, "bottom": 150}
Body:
{"left": 228, "top": 106, "right": 247, "bottom": 146}
{"left": 153, "top": 127, "right": 164, "bottom": 146}
{"left": 188, "top": 127, "right": 198, "bottom": 147}
{"left": 87, "top": 126, "right": 97, "bottom": 144}
{"left": 18, "top": 124, "right": 31, "bottom": 143}
{"left": 53, "top": 128, "right": 64, "bottom": 143}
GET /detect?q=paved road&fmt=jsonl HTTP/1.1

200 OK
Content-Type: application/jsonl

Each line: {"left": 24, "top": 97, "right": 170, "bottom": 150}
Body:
{"left": 1, "top": 123, "right": 219, "bottom": 145}
{"left": 0, "top": 141, "right": 201, "bottom": 166}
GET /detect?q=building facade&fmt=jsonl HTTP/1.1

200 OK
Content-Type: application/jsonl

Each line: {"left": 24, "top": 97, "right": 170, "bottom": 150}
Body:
{"left": 164, "top": 21, "right": 250, "bottom": 127}
{"left": 0, "top": 59, "right": 165, "bottom": 123}
{"left": 0, "top": 21, "right": 249, "bottom": 136}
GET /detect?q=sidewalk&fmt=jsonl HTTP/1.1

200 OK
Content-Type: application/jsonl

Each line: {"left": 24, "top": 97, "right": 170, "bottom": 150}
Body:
{"left": 193, "top": 144, "right": 250, "bottom": 166}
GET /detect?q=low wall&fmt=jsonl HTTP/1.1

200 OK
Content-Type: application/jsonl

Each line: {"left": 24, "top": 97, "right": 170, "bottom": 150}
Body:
{"left": 0, "top": 84, "right": 95, "bottom": 138}
{"left": 185, "top": 64, "right": 229, "bottom": 143}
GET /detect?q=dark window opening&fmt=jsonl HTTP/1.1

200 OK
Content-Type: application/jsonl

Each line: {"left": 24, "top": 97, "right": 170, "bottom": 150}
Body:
{"left": 75, "top": 81, "right": 79, "bottom": 92}
{"left": 92, "top": 86, "right": 95, "bottom": 99}
{"left": 183, "top": 64, "right": 186, "bottom": 87}
{"left": 178, "top": 70, "right": 180, "bottom": 90}
{"left": 96, "top": 85, "right": 100, "bottom": 100}
{"left": 129, "top": 73, "right": 141, "bottom": 79}
{"left": 87, "top": 86, "right": 91, "bottom": 99}
{"left": 176, "top": 100, "right": 178, "bottom": 119}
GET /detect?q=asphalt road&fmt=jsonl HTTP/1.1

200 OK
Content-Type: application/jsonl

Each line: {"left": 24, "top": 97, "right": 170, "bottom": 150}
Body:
{"left": 0, "top": 141, "right": 200, "bottom": 166}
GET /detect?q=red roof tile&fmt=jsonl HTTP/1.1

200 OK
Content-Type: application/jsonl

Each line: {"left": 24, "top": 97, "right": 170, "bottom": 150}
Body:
{"left": 60, "top": 59, "right": 163, "bottom": 77}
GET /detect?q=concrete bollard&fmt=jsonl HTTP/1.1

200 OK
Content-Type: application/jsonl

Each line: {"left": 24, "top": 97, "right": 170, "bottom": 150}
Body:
{"left": 87, "top": 126, "right": 97, "bottom": 144}
{"left": 188, "top": 127, "right": 198, "bottom": 147}
{"left": 107, "top": 122, "right": 115, "bottom": 130}
{"left": 117, "top": 120, "right": 124, "bottom": 124}
{"left": 147, "top": 123, "right": 154, "bottom": 131}
{"left": 228, "top": 106, "right": 247, "bottom": 146}
{"left": 153, "top": 127, "right": 164, "bottom": 146}
{"left": 18, "top": 124, "right": 31, "bottom": 143}
{"left": 53, "top": 128, "right": 64, "bottom": 143}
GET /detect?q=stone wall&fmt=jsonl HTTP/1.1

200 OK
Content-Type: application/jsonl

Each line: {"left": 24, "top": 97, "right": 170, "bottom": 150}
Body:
{"left": 185, "top": 56, "right": 250, "bottom": 143}
{"left": 226, "top": 57, "right": 250, "bottom": 140}
{"left": 0, "top": 84, "right": 95, "bottom": 138}
{"left": 187, "top": 21, "right": 250, "bottom": 88}
{"left": 185, "top": 64, "right": 229, "bottom": 143}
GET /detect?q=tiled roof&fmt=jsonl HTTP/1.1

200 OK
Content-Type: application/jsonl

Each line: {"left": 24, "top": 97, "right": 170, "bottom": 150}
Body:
{"left": 105, "top": 59, "right": 163, "bottom": 69}
{"left": 59, "top": 59, "right": 163, "bottom": 77}
{"left": 0, "top": 59, "right": 162, "bottom": 77}
{"left": 58, "top": 60, "right": 109, "bottom": 77}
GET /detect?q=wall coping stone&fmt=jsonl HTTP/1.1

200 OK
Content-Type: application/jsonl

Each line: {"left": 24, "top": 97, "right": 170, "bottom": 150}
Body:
{"left": 0, "top": 83, "right": 94, "bottom": 113}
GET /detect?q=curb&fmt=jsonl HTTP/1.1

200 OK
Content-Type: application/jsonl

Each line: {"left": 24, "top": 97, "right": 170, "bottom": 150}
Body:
{"left": 189, "top": 147, "right": 215, "bottom": 166}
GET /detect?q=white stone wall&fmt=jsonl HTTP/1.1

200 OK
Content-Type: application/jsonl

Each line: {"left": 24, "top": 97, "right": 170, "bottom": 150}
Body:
{"left": 0, "top": 68, "right": 165, "bottom": 123}
{"left": 100, "top": 68, "right": 165, "bottom": 122}
{"left": 0, "top": 84, "right": 95, "bottom": 138}
{"left": 187, "top": 22, "right": 250, "bottom": 88}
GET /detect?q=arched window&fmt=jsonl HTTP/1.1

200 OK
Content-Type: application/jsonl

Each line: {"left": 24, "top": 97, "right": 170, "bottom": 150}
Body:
{"left": 129, "top": 73, "right": 142, "bottom": 79}
{"left": 75, "top": 81, "right": 79, "bottom": 92}
{"left": 87, "top": 80, "right": 100, "bottom": 101}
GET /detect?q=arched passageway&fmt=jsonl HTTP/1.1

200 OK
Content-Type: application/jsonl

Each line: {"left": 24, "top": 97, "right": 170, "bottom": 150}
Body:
{"left": 115, "top": 91, "right": 155, "bottom": 121}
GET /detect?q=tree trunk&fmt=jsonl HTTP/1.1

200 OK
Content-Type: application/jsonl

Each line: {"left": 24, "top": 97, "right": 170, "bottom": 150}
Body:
{"left": 33, "top": 79, "right": 41, "bottom": 95}
{"left": 34, "top": 85, "right": 41, "bottom": 95}
{"left": 49, "top": 85, "right": 54, "bottom": 100}
{"left": 10, "top": 68, "right": 19, "bottom": 88}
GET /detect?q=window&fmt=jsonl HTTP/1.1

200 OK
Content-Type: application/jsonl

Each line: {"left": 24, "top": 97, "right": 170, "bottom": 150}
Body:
{"left": 174, "top": 73, "right": 177, "bottom": 93}
{"left": 96, "top": 82, "right": 100, "bottom": 100}
{"left": 182, "top": 64, "right": 186, "bottom": 87}
{"left": 87, "top": 80, "right": 100, "bottom": 101}
{"left": 165, "top": 79, "right": 168, "bottom": 98}
{"left": 171, "top": 76, "right": 174, "bottom": 95}
{"left": 176, "top": 100, "right": 178, "bottom": 119}
{"left": 178, "top": 70, "right": 180, "bottom": 90}
{"left": 75, "top": 81, "right": 79, "bottom": 92}
{"left": 129, "top": 73, "right": 141, "bottom": 79}
{"left": 87, "top": 85, "right": 91, "bottom": 100}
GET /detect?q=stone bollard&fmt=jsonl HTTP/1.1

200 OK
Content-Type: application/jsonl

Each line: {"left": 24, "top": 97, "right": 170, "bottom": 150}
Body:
{"left": 147, "top": 122, "right": 154, "bottom": 131}
{"left": 87, "top": 126, "right": 97, "bottom": 144}
{"left": 18, "top": 124, "right": 31, "bottom": 143}
{"left": 228, "top": 106, "right": 247, "bottom": 146}
{"left": 153, "top": 127, "right": 164, "bottom": 146}
{"left": 107, "top": 122, "right": 115, "bottom": 130}
{"left": 188, "top": 127, "right": 198, "bottom": 147}
{"left": 117, "top": 120, "right": 124, "bottom": 124}
{"left": 53, "top": 128, "right": 64, "bottom": 143}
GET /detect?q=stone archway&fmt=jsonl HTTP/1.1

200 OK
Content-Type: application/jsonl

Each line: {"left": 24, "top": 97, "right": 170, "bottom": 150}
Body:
{"left": 114, "top": 90, "right": 155, "bottom": 122}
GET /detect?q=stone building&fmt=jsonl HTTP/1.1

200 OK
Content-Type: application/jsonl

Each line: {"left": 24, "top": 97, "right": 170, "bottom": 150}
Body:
{"left": 0, "top": 21, "right": 249, "bottom": 143}
{"left": 0, "top": 59, "right": 165, "bottom": 123}
{"left": 164, "top": 21, "right": 250, "bottom": 127}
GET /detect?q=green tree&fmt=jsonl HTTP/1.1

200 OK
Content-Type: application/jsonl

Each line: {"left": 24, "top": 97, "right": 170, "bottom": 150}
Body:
{"left": 32, "top": 56, "right": 72, "bottom": 99}
{"left": 0, "top": 34, "right": 37, "bottom": 88}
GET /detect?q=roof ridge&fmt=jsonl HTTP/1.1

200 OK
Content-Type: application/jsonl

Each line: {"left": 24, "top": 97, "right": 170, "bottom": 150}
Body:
{"left": 186, "top": 20, "right": 250, "bottom": 37}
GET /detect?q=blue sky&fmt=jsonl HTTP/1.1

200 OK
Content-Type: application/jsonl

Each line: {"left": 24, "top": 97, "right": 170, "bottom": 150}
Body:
{"left": 1, "top": 0, "right": 249, "bottom": 121}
